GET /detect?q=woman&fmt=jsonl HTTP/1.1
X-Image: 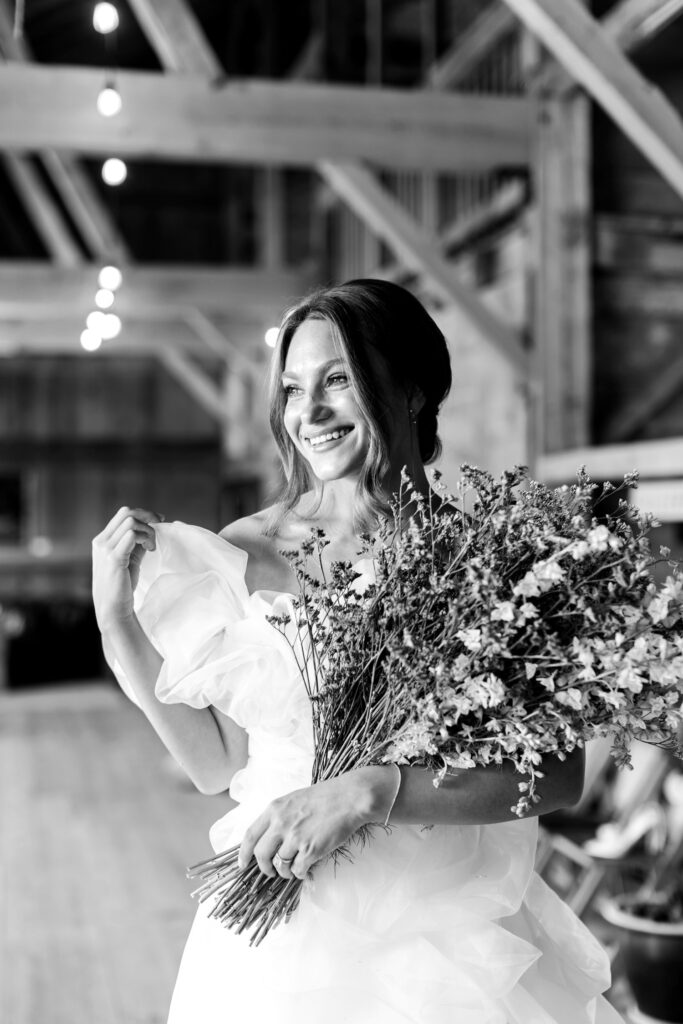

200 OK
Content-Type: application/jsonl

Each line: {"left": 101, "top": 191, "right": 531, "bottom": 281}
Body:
{"left": 93, "top": 280, "right": 623, "bottom": 1023}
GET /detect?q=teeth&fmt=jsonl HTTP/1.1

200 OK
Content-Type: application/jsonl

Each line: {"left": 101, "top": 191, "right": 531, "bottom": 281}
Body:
{"left": 307, "top": 427, "right": 352, "bottom": 448}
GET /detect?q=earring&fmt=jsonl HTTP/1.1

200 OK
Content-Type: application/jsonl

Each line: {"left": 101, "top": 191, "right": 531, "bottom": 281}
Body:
{"left": 408, "top": 407, "right": 417, "bottom": 426}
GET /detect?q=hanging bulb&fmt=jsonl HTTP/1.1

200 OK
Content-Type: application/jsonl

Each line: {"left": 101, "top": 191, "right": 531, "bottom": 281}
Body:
{"left": 93, "top": 3, "right": 119, "bottom": 34}
{"left": 264, "top": 327, "right": 279, "bottom": 348}
{"left": 95, "top": 288, "right": 115, "bottom": 309}
{"left": 101, "top": 158, "right": 127, "bottom": 186}
{"left": 97, "top": 86, "right": 122, "bottom": 117}
{"left": 98, "top": 265, "right": 122, "bottom": 291}
{"left": 86, "top": 311, "right": 108, "bottom": 334}
{"left": 100, "top": 314, "right": 122, "bottom": 340}
{"left": 80, "top": 329, "right": 102, "bottom": 352}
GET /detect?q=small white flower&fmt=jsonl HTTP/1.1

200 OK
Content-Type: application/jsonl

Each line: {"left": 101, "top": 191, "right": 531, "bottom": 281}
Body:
{"left": 456, "top": 627, "right": 483, "bottom": 652}
{"left": 513, "top": 572, "right": 541, "bottom": 598}
{"left": 491, "top": 601, "right": 516, "bottom": 622}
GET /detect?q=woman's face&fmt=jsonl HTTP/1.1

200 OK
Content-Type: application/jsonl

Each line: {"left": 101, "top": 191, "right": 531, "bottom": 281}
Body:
{"left": 282, "top": 318, "right": 369, "bottom": 483}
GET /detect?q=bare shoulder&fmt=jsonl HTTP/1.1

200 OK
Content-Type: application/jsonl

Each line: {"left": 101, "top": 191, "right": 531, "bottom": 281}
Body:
{"left": 219, "top": 507, "right": 296, "bottom": 592}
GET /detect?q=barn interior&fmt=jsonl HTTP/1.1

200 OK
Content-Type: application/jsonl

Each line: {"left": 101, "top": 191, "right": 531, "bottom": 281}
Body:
{"left": 1, "top": 2, "right": 683, "bottom": 1022}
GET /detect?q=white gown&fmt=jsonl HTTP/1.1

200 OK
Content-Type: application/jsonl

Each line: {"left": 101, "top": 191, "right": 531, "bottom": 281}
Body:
{"left": 112, "top": 522, "right": 624, "bottom": 1024}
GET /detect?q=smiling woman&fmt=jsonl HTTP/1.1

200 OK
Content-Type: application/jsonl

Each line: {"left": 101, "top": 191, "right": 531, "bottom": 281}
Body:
{"left": 92, "top": 279, "right": 623, "bottom": 1024}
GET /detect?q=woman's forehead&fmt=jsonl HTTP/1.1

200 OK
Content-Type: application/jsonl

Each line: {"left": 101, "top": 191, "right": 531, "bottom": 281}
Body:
{"left": 284, "top": 318, "right": 342, "bottom": 369}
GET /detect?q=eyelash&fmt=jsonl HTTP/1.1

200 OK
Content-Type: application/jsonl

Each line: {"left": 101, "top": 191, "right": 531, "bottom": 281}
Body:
{"left": 283, "top": 373, "right": 348, "bottom": 397}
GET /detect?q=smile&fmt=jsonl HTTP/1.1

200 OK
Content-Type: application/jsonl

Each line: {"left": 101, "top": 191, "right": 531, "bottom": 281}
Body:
{"left": 304, "top": 426, "right": 354, "bottom": 450}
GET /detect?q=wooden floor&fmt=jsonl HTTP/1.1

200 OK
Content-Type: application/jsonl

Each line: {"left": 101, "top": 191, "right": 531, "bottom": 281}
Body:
{"left": 0, "top": 683, "right": 229, "bottom": 1024}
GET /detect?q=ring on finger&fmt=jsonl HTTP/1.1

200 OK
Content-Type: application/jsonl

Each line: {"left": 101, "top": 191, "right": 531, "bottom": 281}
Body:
{"left": 273, "top": 852, "right": 295, "bottom": 871}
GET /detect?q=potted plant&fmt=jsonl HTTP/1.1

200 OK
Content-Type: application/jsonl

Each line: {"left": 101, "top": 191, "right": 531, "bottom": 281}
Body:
{"left": 600, "top": 787, "right": 683, "bottom": 1024}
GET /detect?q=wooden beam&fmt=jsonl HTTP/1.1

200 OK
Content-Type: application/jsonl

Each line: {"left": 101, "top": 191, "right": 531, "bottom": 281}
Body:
{"left": 601, "top": 0, "right": 683, "bottom": 53}
{"left": 183, "top": 308, "right": 262, "bottom": 380}
{"left": 598, "top": 274, "right": 683, "bottom": 315}
{"left": 318, "top": 160, "right": 528, "bottom": 374}
{"left": 3, "top": 153, "right": 82, "bottom": 265}
{"left": 595, "top": 215, "right": 683, "bottom": 273}
{"left": 0, "top": 0, "right": 129, "bottom": 262}
{"left": 0, "top": 262, "right": 309, "bottom": 320}
{"left": 538, "top": 437, "right": 683, "bottom": 482}
{"left": 427, "top": 5, "right": 517, "bottom": 89}
{"left": 501, "top": 0, "right": 683, "bottom": 203}
{"left": 0, "top": 320, "right": 211, "bottom": 355}
{"left": 603, "top": 350, "right": 683, "bottom": 442}
{"left": 126, "top": 0, "right": 222, "bottom": 77}
{"left": 0, "top": 64, "right": 533, "bottom": 172}
{"left": 158, "top": 348, "right": 229, "bottom": 425}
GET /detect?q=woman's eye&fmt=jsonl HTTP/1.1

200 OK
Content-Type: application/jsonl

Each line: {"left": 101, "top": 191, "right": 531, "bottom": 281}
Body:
{"left": 283, "top": 384, "right": 301, "bottom": 397}
{"left": 327, "top": 374, "right": 348, "bottom": 387}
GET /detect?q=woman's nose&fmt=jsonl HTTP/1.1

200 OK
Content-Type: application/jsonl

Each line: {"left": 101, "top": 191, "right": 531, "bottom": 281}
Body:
{"left": 300, "top": 388, "right": 330, "bottom": 423}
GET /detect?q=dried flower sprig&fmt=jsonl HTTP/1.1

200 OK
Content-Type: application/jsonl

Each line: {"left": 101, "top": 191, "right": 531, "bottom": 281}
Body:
{"left": 188, "top": 465, "right": 683, "bottom": 944}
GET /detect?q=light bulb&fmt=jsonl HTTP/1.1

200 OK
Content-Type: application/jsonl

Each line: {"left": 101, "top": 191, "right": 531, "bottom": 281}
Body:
{"left": 93, "top": 3, "right": 119, "bottom": 34}
{"left": 96, "top": 86, "right": 122, "bottom": 117}
{"left": 95, "top": 288, "right": 115, "bottom": 309}
{"left": 264, "top": 327, "right": 279, "bottom": 348}
{"left": 102, "top": 158, "right": 127, "bottom": 186}
{"left": 80, "top": 328, "right": 102, "bottom": 352}
{"left": 86, "top": 311, "right": 107, "bottom": 333}
{"left": 98, "top": 265, "right": 122, "bottom": 291}
{"left": 100, "top": 314, "right": 122, "bottom": 340}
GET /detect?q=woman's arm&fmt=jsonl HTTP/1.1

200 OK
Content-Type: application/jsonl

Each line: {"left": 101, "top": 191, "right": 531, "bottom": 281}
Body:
{"left": 94, "top": 507, "right": 247, "bottom": 795}
{"left": 238, "top": 747, "right": 585, "bottom": 878}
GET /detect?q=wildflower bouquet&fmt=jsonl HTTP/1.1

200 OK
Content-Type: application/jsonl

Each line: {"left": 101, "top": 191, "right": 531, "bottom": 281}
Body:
{"left": 188, "top": 466, "right": 683, "bottom": 945}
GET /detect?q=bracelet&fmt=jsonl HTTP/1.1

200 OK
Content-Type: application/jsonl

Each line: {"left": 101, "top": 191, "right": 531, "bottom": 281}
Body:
{"left": 383, "top": 763, "right": 403, "bottom": 826}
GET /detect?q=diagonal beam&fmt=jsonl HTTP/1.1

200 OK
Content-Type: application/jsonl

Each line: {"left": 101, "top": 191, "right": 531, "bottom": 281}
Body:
{"left": 0, "top": 64, "right": 533, "bottom": 173}
{"left": 126, "top": 0, "right": 222, "bottom": 77}
{"left": 157, "top": 347, "right": 229, "bottom": 425}
{"left": 603, "top": 350, "right": 683, "bottom": 443}
{"left": 3, "top": 152, "right": 82, "bottom": 265}
{"left": 318, "top": 160, "right": 527, "bottom": 374}
{"left": 601, "top": 0, "right": 683, "bottom": 53}
{"left": 427, "top": 4, "right": 517, "bottom": 89}
{"left": 501, "top": 0, "right": 683, "bottom": 203}
{"left": 0, "top": 0, "right": 129, "bottom": 261}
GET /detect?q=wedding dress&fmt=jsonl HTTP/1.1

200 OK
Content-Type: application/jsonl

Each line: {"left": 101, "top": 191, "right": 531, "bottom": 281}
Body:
{"left": 111, "top": 522, "right": 624, "bottom": 1024}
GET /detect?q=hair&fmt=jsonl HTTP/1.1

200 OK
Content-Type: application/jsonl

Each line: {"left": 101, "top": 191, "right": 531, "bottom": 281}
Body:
{"left": 266, "top": 278, "right": 452, "bottom": 534}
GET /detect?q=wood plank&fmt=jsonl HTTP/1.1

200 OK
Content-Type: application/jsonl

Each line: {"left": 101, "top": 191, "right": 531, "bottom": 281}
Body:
{"left": 427, "top": 4, "right": 517, "bottom": 89}
{"left": 598, "top": 274, "right": 683, "bottom": 315}
{"left": 538, "top": 437, "right": 683, "bottom": 482}
{"left": 3, "top": 153, "right": 82, "bottom": 265}
{"left": 0, "top": 685, "right": 228, "bottom": 1024}
{"left": 318, "top": 160, "right": 528, "bottom": 374}
{"left": 0, "top": 64, "right": 533, "bottom": 172}
{"left": 0, "top": 262, "right": 309, "bottom": 320}
{"left": 126, "top": 0, "right": 222, "bottom": 77}
{"left": 501, "top": 0, "right": 683, "bottom": 202}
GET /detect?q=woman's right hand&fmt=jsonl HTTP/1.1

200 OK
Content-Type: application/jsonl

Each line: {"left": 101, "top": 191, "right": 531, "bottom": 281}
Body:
{"left": 92, "top": 506, "right": 163, "bottom": 632}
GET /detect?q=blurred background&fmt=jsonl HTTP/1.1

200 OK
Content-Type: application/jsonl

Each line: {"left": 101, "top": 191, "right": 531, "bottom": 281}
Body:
{"left": 1, "top": 1, "right": 683, "bottom": 1022}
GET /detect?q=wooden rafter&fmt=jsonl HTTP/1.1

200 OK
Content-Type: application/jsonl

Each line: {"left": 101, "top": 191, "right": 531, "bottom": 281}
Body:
{"left": 3, "top": 152, "right": 82, "bottom": 265}
{"left": 601, "top": 0, "right": 683, "bottom": 53}
{"left": 158, "top": 348, "right": 229, "bottom": 425}
{"left": 501, "top": 0, "right": 683, "bottom": 203}
{"left": 126, "top": 0, "right": 222, "bottom": 77}
{"left": 0, "top": 0, "right": 129, "bottom": 262}
{"left": 0, "top": 262, "right": 308, "bottom": 321}
{"left": 427, "top": 4, "right": 517, "bottom": 89}
{"left": 0, "top": 64, "right": 533, "bottom": 173}
{"left": 318, "top": 161, "right": 528, "bottom": 374}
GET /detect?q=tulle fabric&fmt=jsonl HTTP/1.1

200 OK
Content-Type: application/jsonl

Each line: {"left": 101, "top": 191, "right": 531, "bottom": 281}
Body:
{"left": 111, "top": 522, "right": 624, "bottom": 1024}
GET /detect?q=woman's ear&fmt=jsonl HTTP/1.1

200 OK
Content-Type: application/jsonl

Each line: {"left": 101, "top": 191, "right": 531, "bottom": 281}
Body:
{"left": 408, "top": 387, "right": 426, "bottom": 416}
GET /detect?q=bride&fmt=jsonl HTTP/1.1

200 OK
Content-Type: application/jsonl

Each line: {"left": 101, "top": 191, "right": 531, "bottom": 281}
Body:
{"left": 92, "top": 279, "right": 624, "bottom": 1023}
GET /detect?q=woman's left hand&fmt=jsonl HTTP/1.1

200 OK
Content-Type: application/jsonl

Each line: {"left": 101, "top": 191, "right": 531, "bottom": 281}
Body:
{"left": 238, "top": 767, "right": 396, "bottom": 880}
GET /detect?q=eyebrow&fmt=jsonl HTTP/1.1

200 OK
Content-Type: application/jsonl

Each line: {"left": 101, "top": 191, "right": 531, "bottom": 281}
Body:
{"left": 281, "top": 358, "right": 345, "bottom": 380}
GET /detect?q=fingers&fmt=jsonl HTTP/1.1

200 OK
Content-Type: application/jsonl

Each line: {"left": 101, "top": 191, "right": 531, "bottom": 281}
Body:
{"left": 96, "top": 506, "right": 164, "bottom": 544}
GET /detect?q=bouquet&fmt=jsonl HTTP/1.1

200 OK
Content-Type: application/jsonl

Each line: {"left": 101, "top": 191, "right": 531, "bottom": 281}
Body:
{"left": 188, "top": 465, "right": 683, "bottom": 945}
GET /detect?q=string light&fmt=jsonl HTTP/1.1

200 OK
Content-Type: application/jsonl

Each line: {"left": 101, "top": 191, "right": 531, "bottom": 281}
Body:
{"left": 96, "top": 86, "right": 122, "bottom": 117}
{"left": 80, "top": 329, "right": 102, "bottom": 352}
{"left": 100, "top": 314, "right": 122, "bottom": 340}
{"left": 101, "top": 157, "right": 127, "bottom": 186}
{"left": 86, "top": 311, "right": 108, "bottom": 334}
{"left": 264, "top": 327, "right": 279, "bottom": 348}
{"left": 98, "top": 265, "right": 122, "bottom": 291}
{"left": 93, "top": 3, "right": 119, "bottom": 34}
{"left": 95, "top": 288, "right": 115, "bottom": 309}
